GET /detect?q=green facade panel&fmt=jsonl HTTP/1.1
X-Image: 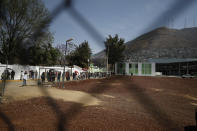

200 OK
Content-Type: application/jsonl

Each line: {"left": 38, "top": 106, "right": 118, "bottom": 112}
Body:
{"left": 142, "top": 63, "right": 152, "bottom": 75}
{"left": 129, "top": 63, "right": 138, "bottom": 75}
{"left": 117, "top": 63, "right": 126, "bottom": 74}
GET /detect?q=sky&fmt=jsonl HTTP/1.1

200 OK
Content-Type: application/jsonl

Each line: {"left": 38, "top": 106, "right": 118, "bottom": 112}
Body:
{"left": 42, "top": 0, "right": 197, "bottom": 54}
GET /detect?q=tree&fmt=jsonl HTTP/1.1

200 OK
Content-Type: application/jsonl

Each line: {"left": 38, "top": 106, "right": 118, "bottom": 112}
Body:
{"left": 28, "top": 41, "right": 61, "bottom": 66}
{"left": 56, "top": 42, "right": 77, "bottom": 65}
{"left": 104, "top": 34, "right": 125, "bottom": 71}
{"left": 0, "top": 0, "right": 51, "bottom": 64}
{"left": 26, "top": 30, "right": 62, "bottom": 66}
{"left": 67, "top": 41, "right": 92, "bottom": 68}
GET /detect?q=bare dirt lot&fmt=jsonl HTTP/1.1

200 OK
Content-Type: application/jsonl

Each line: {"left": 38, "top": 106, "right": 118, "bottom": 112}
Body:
{"left": 0, "top": 76, "right": 197, "bottom": 131}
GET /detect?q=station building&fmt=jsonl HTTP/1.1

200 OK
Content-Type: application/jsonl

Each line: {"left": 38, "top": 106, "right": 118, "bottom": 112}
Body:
{"left": 115, "top": 58, "right": 197, "bottom": 76}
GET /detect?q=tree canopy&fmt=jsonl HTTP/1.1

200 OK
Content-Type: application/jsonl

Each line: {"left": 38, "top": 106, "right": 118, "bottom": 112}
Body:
{"left": 56, "top": 42, "right": 77, "bottom": 66}
{"left": 104, "top": 34, "right": 125, "bottom": 66}
{"left": 0, "top": 0, "right": 58, "bottom": 65}
{"left": 67, "top": 41, "right": 92, "bottom": 68}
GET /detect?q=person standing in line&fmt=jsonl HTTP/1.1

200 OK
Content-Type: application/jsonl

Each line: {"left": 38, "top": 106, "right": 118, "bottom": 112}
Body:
{"left": 32, "top": 71, "right": 34, "bottom": 79}
{"left": 73, "top": 72, "right": 75, "bottom": 80}
{"left": 57, "top": 72, "right": 61, "bottom": 87}
{"left": 47, "top": 71, "right": 50, "bottom": 82}
{"left": 51, "top": 71, "right": 55, "bottom": 82}
{"left": 41, "top": 72, "right": 45, "bottom": 83}
{"left": 35, "top": 71, "right": 38, "bottom": 79}
{"left": 22, "top": 71, "right": 28, "bottom": 86}
{"left": 66, "top": 71, "right": 70, "bottom": 81}
{"left": 11, "top": 70, "right": 15, "bottom": 80}
{"left": 62, "top": 72, "right": 65, "bottom": 81}
{"left": 29, "top": 71, "right": 31, "bottom": 79}
{"left": 57, "top": 72, "right": 61, "bottom": 83}
{"left": 75, "top": 71, "right": 78, "bottom": 80}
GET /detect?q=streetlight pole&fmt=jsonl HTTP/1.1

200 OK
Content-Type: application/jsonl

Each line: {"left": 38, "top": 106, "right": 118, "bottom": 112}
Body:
{"left": 106, "top": 44, "right": 109, "bottom": 75}
{"left": 62, "top": 38, "right": 73, "bottom": 88}
{"left": 88, "top": 59, "right": 89, "bottom": 79}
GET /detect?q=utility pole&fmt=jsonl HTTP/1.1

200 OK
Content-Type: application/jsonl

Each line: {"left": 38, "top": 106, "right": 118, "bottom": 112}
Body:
{"left": 88, "top": 59, "right": 89, "bottom": 79}
{"left": 62, "top": 38, "right": 73, "bottom": 88}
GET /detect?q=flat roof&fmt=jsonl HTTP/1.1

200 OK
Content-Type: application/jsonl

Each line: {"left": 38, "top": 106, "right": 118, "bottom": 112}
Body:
{"left": 147, "top": 58, "right": 197, "bottom": 63}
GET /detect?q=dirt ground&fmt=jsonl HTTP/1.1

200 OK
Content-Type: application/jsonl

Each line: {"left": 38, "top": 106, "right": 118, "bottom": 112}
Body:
{"left": 0, "top": 76, "right": 197, "bottom": 131}
{"left": 2, "top": 81, "right": 100, "bottom": 106}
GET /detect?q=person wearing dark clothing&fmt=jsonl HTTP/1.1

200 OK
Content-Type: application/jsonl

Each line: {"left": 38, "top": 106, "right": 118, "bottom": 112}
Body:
{"left": 57, "top": 72, "right": 61, "bottom": 83}
{"left": 35, "top": 71, "right": 38, "bottom": 79}
{"left": 62, "top": 72, "right": 65, "bottom": 81}
{"left": 32, "top": 71, "right": 34, "bottom": 79}
{"left": 11, "top": 70, "right": 15, "bottom": 80}
{"left": 41, "top": 72, "right": 45, "bottom": 83}
{"left": 1, "top": 70, "right": 8, "bottom": 80}
{"left": 73, "top": 72, "right": 75, "bottom": 80}
{"left": 51, "top": 72, "right": 56, "bottom": 82}
{"left": 66, "top": 71, "right": 70, "bottom": 81}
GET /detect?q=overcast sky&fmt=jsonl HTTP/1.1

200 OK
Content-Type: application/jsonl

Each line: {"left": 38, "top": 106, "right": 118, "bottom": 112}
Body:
{"left": 43, "top": 0, "right": 197, "bottom": 54}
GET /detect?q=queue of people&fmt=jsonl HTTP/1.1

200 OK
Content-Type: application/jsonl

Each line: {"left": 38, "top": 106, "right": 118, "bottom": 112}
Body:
{"left": 41, "top": 70, "right": 57, "bottom": 83}
{"left": 29, "top": 70, "right": 38, "bottom": 80}
{"left": 1, "top": 68, "right": 110, "bottom": 87}
{"left": 1, "top": 69, "right": 15, "bottom": 80}
{"left": 40, "top": 70, "right": 76, "bottom": 83}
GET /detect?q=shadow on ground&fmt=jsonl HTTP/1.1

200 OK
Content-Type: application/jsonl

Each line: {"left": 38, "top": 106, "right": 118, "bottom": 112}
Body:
{"left": 184, "top": 125, "right": 197, "bottom": 131}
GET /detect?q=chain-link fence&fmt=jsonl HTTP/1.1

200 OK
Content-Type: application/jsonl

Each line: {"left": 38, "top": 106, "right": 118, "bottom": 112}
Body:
{"left": 0, "top": 0, "right": 196, "bottom": 130}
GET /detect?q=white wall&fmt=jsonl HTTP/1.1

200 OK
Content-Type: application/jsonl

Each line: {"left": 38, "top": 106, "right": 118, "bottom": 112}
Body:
{"left": 0, "top": 64, "right": 38, "bottom": 80}
{"left": 138, "top": 63, "right": 142, "bottom": 76}
{"left": 0, "top": 64, "right": 84, "bottom": 80}
{"left": 125, "top": 63, "right": 129, "bottom": 75}
{"left": 151, "top": 63, "right": 156, "bottom": 76}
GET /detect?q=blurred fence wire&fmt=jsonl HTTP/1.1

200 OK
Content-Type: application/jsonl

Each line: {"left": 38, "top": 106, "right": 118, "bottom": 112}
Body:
{"left": 0, "top": 0, "right": 196, "bottom": 130}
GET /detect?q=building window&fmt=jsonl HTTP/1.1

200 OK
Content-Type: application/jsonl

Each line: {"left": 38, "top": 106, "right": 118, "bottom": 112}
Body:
{"left": 129, "top": 64, "right": 132, "bottom": 68}
{"left": 119, "top": 63, "right": 122, "bottom": 68}
{"left": 135, "top": 64, "right": 138, "bottom": 74}
{"left": 129, "top": 63, "right": 138, "bottom": 75}
{"left": 142, "top": 63, "right": 152, "bottom": 75}
{"left": 117, "top": 63, "right": 125, "bottom": 74}
{"left": 142, "top": 64, "right": 145, "bottom": 74}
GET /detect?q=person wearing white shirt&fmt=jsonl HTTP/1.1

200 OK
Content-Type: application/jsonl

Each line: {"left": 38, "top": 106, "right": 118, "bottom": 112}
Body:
{"left": 22, "top": 71, "right": 28, "bottom": 86}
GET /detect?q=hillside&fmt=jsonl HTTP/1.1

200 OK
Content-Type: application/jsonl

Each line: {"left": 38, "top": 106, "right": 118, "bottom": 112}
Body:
{"left": 125, "top": 27, "right": 197, "bottom": 61}
{"left": 92, "top": 27, "right": 197, "bottom": 63}
{"left": 92, "top": 50, "right": 106, "bottom": 59}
